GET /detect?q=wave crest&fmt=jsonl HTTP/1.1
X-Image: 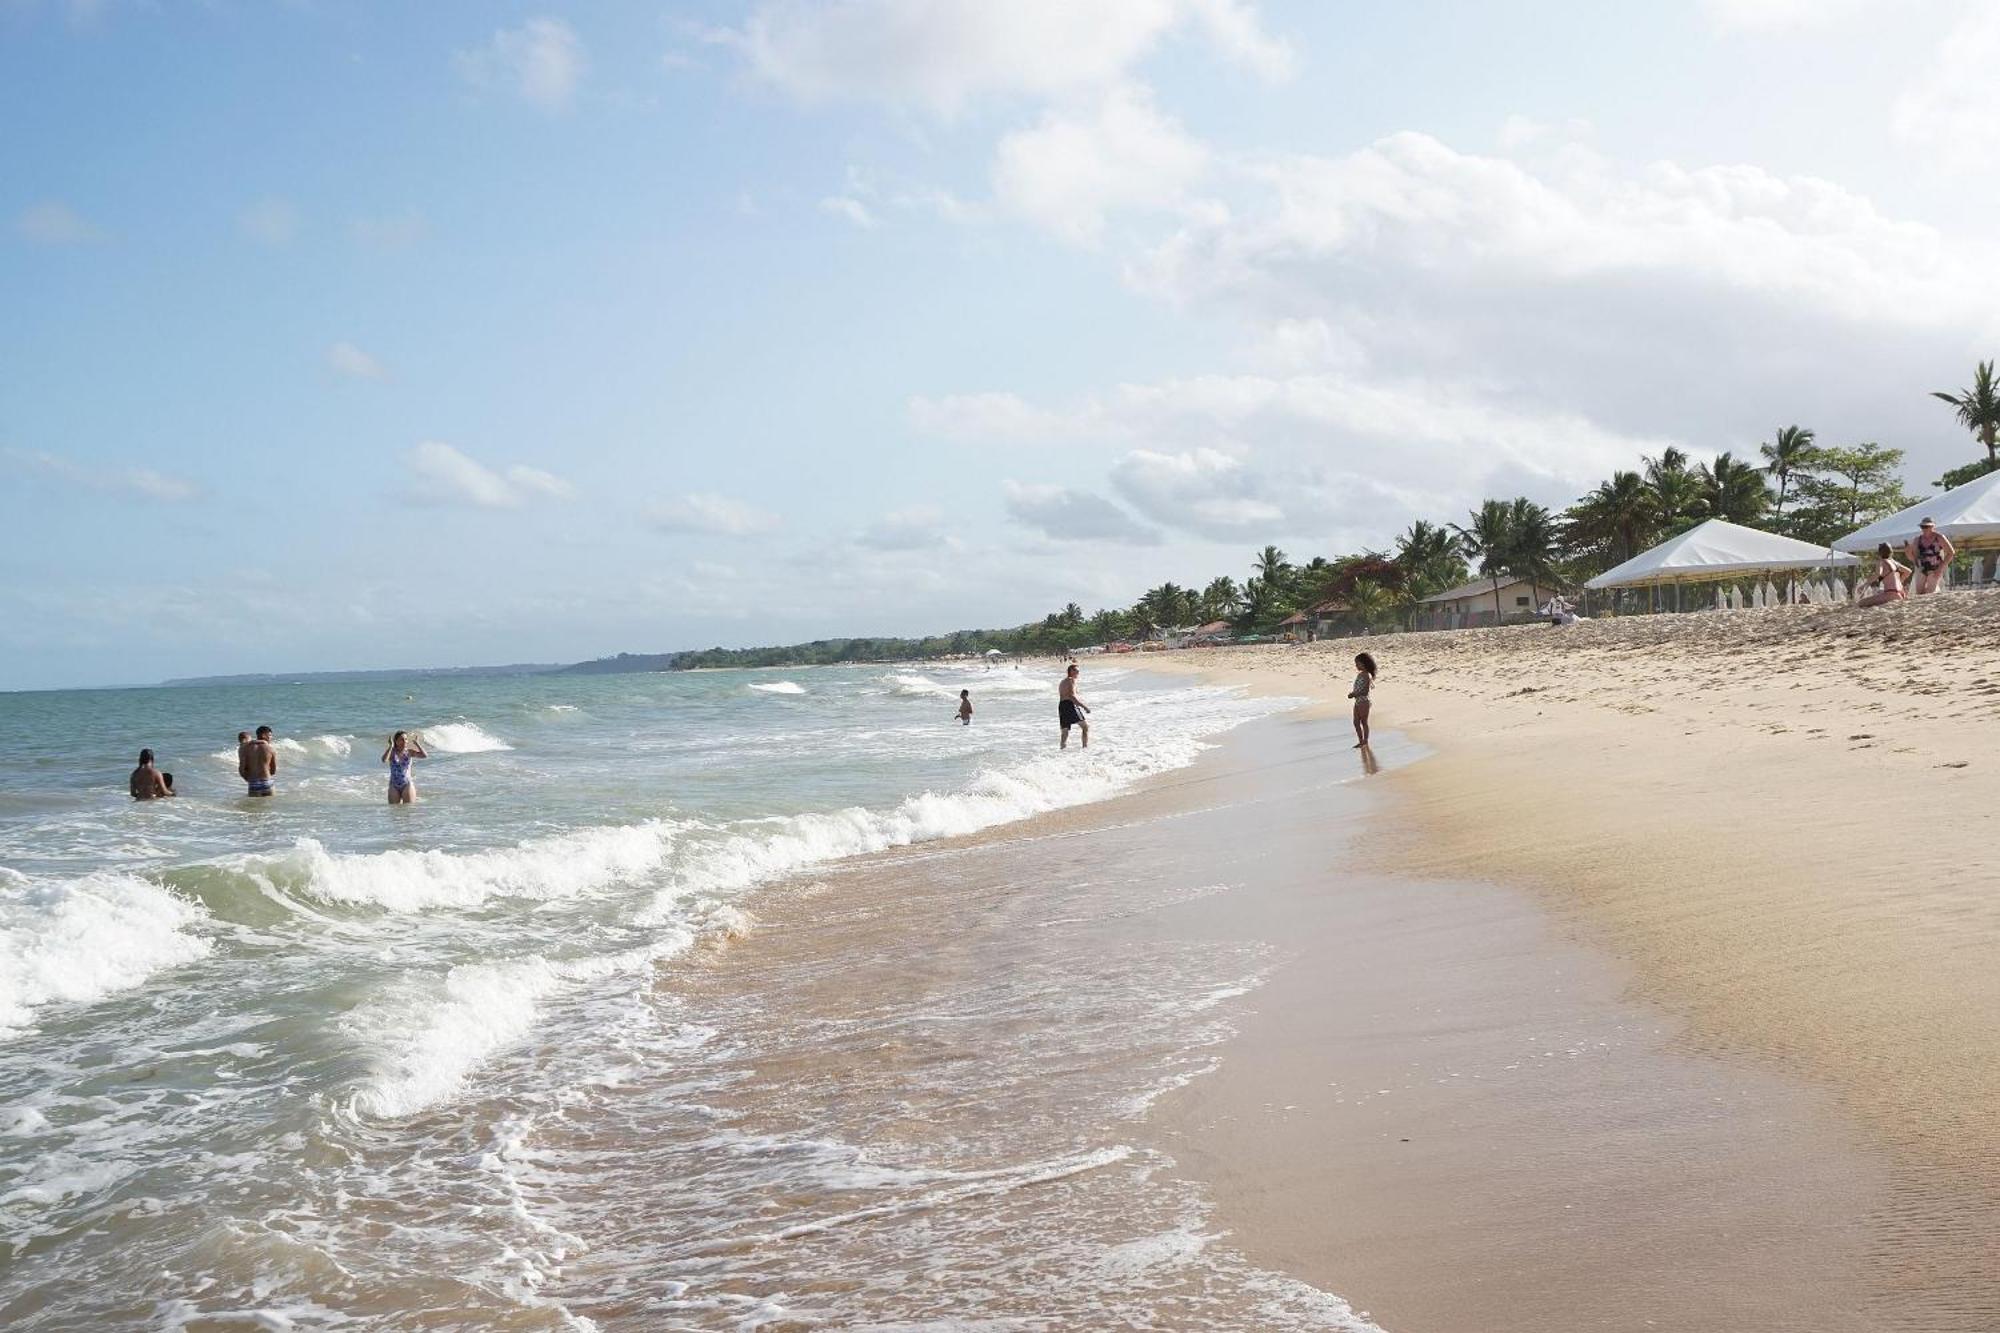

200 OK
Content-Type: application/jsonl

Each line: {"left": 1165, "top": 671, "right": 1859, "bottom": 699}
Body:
{"left": 0, "top": 870, "right": 209, "bottom": 1035}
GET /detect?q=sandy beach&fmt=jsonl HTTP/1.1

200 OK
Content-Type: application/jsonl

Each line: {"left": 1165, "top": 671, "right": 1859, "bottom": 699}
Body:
{"left": 1125, "top": 592, "right": 2000, "bottom": 1328}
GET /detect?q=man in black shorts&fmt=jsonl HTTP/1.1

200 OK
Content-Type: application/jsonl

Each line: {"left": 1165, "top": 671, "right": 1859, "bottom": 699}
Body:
{"left": 1059, "top": 663, "right": 1090, "bottom": 749}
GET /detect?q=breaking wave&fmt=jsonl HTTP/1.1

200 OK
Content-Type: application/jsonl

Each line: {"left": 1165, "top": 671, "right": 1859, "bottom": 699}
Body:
{"left": 0, "top": 868, "right": 210, "bottom": 1036}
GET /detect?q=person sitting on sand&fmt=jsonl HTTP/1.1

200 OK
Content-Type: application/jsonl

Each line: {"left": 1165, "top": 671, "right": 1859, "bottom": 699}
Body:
{"left": 957, "top": 689, "right": 973, "bottom": 725}
{"left": 1905, "top": 518, "right": 1955, "bottom": 596}
{"left": 1059, "top": 664, "right": 1090, "bottom": 749}
{"left": 1348, "top": 653, "right": 1377, "bottom": 747}
{"left": 381, "top": 730, "right": 428, "bottom": 805}
{"left": 241, "top": 725, "right": 278, "bottom": 797}
{"left": 1859, "top": 544, "right": 1910, "bottom": 608}
{"left": 130, "top": 748, "right": 172, "bottom": 800}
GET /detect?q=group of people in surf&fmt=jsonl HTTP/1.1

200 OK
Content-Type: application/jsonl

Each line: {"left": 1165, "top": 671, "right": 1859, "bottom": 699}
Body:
{"left": 129, "top": 728, "right": 430, "bottom": 804}
{"left": 1861, "top": 517, "right": 1956, "bottom": 608}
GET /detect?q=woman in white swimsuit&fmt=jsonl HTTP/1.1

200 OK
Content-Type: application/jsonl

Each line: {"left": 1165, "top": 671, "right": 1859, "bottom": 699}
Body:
{"left": 381, "top": 731, "right": 428, "bottom": 805}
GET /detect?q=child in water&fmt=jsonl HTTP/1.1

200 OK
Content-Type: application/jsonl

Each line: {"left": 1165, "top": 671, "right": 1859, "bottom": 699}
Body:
{"left": 1348, "top": 653, "right": 1377, "bottom": 747}
{"left": 957, "top": 689, "right": 973, "bottom": 725}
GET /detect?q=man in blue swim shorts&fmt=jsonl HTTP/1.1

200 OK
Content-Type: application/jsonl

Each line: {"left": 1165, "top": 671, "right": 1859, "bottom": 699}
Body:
{"left": 240, "top": 724, "right": 278, "bottom": 797}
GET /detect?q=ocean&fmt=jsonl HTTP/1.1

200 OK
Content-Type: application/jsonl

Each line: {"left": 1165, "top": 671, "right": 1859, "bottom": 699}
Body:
{"left": 0, "top": 661, "right": 1377, "bottom": 1329}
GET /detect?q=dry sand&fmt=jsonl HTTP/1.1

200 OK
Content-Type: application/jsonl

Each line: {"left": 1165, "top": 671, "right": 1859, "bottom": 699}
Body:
{"left": 1126, "top": 591, "right": 2000, "bottom": 1327}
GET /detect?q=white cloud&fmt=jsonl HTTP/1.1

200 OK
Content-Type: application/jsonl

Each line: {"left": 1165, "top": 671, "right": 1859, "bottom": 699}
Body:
{"left": 349, "top": 211, "right": 428, "bottom": 250}
{"left": 992, "top": 83, "right": 1209, "bottom": 245}
{"left": 404, "top": 441, "right": 574, "bottom": 509}
{"left": 819, "top": 194, "right": 878, "bottom": 228}
{"left": 647, "top": 492, "right": 781, "bottom": 536}
{"left": 239, "top": 196, "right": 298, "bottom": 247}
{"left": 1697, "top": 0, "right": 1894, "bottom": 32}
{"left": 1135, "top": 131, "right": 1991, "bottom": 331}
{"left": 326, "top": 342, "right": 388, "bottom": 380}
{"left": 857, "top": 505, "right": 952, "bottom": 550}
{"left": 3, "top": 448, "right": 197, "bottom": 502}
{"left": 456, "top": 17, "right": 586, "bottom": 111}
{"left": 1110, "top": 446, "right": 1283, "bottom": 538}
{"left": 908, "top": 390, "right": 1100, "bottom": 443}
{"left": 1893, "top": 6, "right": 2000, "bottom": 172}
{"left": 1002, "top": 480, "right": 1159, "bottom": 544}
{"left": 721, "top": 0, "right": 1289, "bottom": 115}
{"left": 15, "top": 200, "right": 103, "bottom": 246}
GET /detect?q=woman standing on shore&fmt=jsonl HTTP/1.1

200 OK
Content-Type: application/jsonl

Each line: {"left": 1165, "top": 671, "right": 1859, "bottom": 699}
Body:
{"left": 1349, "top": 653, "right": 1377, "bottom": 747}
{"left": 381, "top": 731, "right": 428, "bottom": 805}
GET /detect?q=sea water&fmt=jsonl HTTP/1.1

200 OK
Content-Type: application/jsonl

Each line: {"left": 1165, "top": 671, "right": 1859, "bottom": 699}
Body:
{"left": 0, "top": 663, "right": 1374, "bottom": 1329}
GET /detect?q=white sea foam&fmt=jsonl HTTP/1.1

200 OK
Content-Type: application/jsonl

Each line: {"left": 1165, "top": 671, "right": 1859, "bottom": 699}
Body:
{"left": 748, "top": 681, "right": 806, "bottom": 695}
{"left": 216, "top": 821, "right": 682, "bottom": 913}
{"left": 311, "top": 734, "right": 353, "bottom": 757}
{"left": 640, "top": 684, "right": 1290, "bottom": 923}
{"left": 0, "top": 870, "right": 210, "bottom": 1035}
{"left": 545, "top": 704, "right": 579, "bottom": 713}
{"left": 348, "top": 912, "right": 749, "bottom": 1118}
{"left": 205, "top": 734, "right": 349, "bottom": 763}
{"left": 418, "top": 721, "right": 513, "bottom": 753}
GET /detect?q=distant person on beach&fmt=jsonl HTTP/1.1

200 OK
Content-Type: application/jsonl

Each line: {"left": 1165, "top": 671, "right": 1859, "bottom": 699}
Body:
{"left": 1348, "top": 653, "right": 1377, "bottom": 747}
{"left": 1059, "top": 664, "right": 1090, "bottom": 749}
{"left": 1905, "top": 518, "right": 1955, "bottom": 595}
{"left": 381, "top": 731, "right": 428, "bottom": 805}
{"left": 130, "top": 749, "right": 172, "bottom": 800}
{"left": 241, "top": 725, "right": 278, "bottom": 797}
{"left": 957, "top": 690, "right": 973, "bottom": 725}
{"left": 1859, "top": 545, "right": 1910, "bottom": 608}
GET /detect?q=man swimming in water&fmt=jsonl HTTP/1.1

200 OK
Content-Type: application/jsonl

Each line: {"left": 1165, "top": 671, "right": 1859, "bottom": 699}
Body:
{"left": 241, "top": 725, "right": 278, "bottom": 797}
{"left": 130, "top": 748, "right": 171, "bottom": 800}
{"left": 1059, "top": 664, "right": 1090, "bottom": 749}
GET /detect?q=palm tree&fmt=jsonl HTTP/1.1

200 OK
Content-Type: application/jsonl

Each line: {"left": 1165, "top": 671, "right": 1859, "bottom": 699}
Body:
{"left": 1089, "top": 608, "right": 1122, "bottom": 643}
{"left": 1505, "top": 497, "right": 1558, "bottom": 607}
{"left": 1345, "top": 578, "right": 1396, "bottom": 632}
{"left": 1394, "top": 520, "right": 1466, "bottom": 596}
{"left": 1933, "top": 361, "right": 2000, "bottom": 467}
{"left": 1644, "top": 447, "right": 1702, "bottom": 531}
{"left": 1060, "top": 602, "right": 1085, "bottom": 632}
{"left": 1198, "top": 576, "right": 1241, "bottom": 623}
{"left": 1252, "top": 544, "right": 1292, "bottom": 590}
{"left": 1760, "top": 425, "right": 1815, "bottom": 521}
{"left": 1574, "top": 470, "right": 1656, "bottom": 564}
{"left": 1451, "top": 499, "right": 1517, "bottom": 625}
{"left": 1696, "top": 451, "right": 1769, "bottom": 525}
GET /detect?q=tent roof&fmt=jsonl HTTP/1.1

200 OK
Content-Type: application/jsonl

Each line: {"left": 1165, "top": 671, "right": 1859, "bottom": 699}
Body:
{"left": 1834, "top": 467, "right": 2000, "bottom": 552}
{"left": 1416, "top": 573, "right": 1552, "bottom": 604}
{"left": 1584, "top": 518, "right": 1857, "bottom": 590}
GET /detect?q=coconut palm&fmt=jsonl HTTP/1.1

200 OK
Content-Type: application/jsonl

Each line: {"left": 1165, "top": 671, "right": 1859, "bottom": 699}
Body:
{"left": 1198, "top": 576, "right": 1242, "bottom": 623}
{"left": 1933, "top": 361, "right": 2000, "bottom": 467}
{"left": 1394, "top": 520, "right": 1467, "bottom": 596}
{"left": 1505, "top": 497, "right": 1559, "bottom": 607}
{"left": 1644, "top": 447, "right": 1703, "bottom": 531}
{"left": 1344, "top": 578, "right": 1397, "bottom": 632}
{"left": 1451, "top": 499, "right": 1517, "bottom": 625}
{"left": 1089, "top": 608, "right": 1123, "bottom": 643}
{"left": 1759, "top": 425, "right": 1815, "bottom": 521}
{"left": 1569, "top": 470, "right": 1656, "bottom": 565}
{"left": 1696, "top": 452, "right": 1769, "bottom": 525}
{"left": 1252, "top": 545, "right": 1292, "bottom": 591}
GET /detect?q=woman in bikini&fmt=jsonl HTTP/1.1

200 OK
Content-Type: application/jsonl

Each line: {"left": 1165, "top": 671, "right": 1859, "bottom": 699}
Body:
{"left": 381, "top": 731, "right": 428, "bottom": 805}
{"left": 1859, "top": 544, "right": 1910, "bottom": 608}
{"left": 1348, "top": 652, "right": 1377, "bottom": 747}
{"left": 1904, "top": 518, "right": 1955, "bottom": 595}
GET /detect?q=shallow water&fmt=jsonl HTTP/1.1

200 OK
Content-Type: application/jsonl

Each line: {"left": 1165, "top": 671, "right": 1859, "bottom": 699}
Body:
{"left": 0, "top": 662, "right": 1376, "bottom": 1328}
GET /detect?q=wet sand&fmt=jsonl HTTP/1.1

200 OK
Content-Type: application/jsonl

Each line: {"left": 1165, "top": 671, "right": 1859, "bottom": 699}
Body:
{"left": 1126, "top": 595, "right": 2000, "bottom": 1328}
{"left": 532, "top": 708, "right": 1896, "bottom": 1330}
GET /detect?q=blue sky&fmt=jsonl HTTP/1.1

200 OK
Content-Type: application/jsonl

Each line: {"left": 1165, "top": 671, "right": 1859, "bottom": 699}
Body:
{"left": 6, "top": 0, "right": 1999, "bottom": 689}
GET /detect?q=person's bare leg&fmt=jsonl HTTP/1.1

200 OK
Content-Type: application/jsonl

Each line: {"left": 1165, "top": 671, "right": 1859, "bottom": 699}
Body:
{"left": 1079, "top": 719, "right": 1089, "bottom": 748}
{"left": 1060, "top": 725, "right": 1069, "bottom": 750}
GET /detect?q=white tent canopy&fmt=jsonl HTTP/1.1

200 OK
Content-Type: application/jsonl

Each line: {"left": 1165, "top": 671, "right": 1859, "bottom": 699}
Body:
{"left": 1834, "top": 466, "right": 2000, "bottom": 553}
{"left": 1585, "top": 518, "right": 1857, "bottom": 591}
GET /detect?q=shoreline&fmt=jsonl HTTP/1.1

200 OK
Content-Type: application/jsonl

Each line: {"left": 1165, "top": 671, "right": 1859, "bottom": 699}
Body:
{"left": 1119, "top": 600, "right": 2000, "bottom": 1328}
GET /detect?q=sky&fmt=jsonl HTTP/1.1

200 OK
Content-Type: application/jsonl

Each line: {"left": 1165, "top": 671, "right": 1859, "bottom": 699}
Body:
{"left": 5, "top": 0, "right": 2000, "bottom": 689}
